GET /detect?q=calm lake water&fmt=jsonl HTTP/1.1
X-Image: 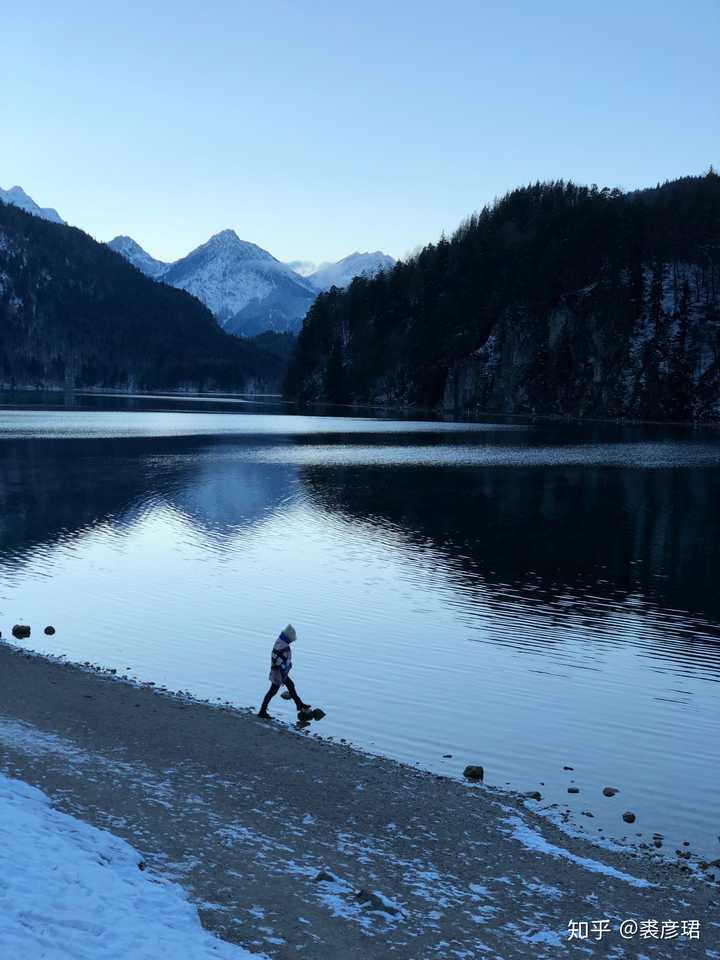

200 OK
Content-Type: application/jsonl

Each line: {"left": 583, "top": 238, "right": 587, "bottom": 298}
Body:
{"left": 1, "top": 394, "right": 719, "bottom": 862}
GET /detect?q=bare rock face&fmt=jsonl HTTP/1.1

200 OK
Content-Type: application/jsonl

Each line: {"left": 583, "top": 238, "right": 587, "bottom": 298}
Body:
{"left": 12, "top": 624, "right": 31, "bottom": 639}
{"left": 463, "top": 765, "right": 484, "bottom": 781}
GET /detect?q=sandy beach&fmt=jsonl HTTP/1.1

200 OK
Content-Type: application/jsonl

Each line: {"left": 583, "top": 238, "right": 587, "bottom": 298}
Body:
{"left": 0, "top": 640, "right": 716, "bottom": 959}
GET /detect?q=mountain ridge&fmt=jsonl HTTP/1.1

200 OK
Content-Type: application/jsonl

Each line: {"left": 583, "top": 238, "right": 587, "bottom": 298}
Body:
{"left": 0, "top": 197, "right": 284, "bottom": 391}
{"left": 0, "top": 185, "right": 65, "bottom": 225}
{"left": 284, "top": 173, "right": 720, "bottom": 422}
{"left": 107, "top": 230, "right": 394, "bottom": 335}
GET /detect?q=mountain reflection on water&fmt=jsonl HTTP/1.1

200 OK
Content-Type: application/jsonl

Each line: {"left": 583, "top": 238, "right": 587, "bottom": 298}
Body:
{"left": 0, "top": 404, "right": 718, "bottom": 862}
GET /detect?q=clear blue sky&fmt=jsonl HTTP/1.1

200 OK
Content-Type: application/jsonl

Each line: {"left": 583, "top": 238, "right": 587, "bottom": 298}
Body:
{"left": 2, "top": 0, "right": 718, "bottom": 264}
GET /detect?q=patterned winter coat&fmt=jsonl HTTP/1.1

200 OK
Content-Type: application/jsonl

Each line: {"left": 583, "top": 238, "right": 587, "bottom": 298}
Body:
{"left": 269, "top": 634, "right": 292, "bottom": 685}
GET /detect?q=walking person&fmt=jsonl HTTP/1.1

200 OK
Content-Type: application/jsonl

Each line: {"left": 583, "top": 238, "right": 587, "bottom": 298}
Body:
{"left": 258, "top": 624, "right": 310, "bottom": 719}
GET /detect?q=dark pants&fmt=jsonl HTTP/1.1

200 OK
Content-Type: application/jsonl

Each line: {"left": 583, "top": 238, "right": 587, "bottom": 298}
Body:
{"left": 260, "top": 676, "right": 304, "bottom": 713}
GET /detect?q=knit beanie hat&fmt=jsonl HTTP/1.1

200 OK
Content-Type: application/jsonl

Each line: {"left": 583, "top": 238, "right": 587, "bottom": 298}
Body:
{"left": 282, "top": 624, "right": 297, "bottom": 643}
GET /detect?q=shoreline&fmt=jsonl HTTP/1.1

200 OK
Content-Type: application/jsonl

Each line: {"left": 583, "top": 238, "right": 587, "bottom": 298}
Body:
{"left": 2, "top": 387, "right": 719, "bottom": 429}
{"left": 0, "top": 639, "right": 716, "bottom": 958}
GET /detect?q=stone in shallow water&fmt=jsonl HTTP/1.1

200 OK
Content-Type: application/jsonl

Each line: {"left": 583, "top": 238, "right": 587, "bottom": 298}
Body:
{"left": 311, "top": 707, "right": 326, "bottom": 721}
{"left": 463, "top": 765, "right": 484, "bottom": 781}
{"left": 44, "top": 625, "right": 56, "bottom": 635}
{"left": 280, "top": 690, "right": 292, "bottom": 700}
{"left": 523, "top": 790, "right": 542, "bottom": 801}
{"left": 297, "top": 707, "right": 315, "bottom": 721}
{"left": 622, "top": 811, "right": 636, "bottom": 823}
{"left": 602, "top": 786, "right": 619, "bottom": 797}
{"left": 568, "top": 787, "right": 580, "bottom": 794}
{"left": 12, "top": 624, "right": 31, "bottom": 639}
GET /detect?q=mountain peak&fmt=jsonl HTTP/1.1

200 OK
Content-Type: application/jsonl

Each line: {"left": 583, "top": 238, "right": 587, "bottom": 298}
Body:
{"left": 187, "top": 230, "right": 283, "bottom": 270}
{"left": 109, "top": 235, "right": 146, "bottom": 253}
{"left": 107, "top": 235, "right": 168, "bottom": 279}
{"left": 6, "top": 186, "right": 31, "bottom": 200}
{"left": 159, "top": 230, "right": 316, "bottom": 332}
{"left": 207, "top": 228, "right": 241, "bottom": 244}
{"left": 0, "top": 184, "right": 65, "bottom": 225}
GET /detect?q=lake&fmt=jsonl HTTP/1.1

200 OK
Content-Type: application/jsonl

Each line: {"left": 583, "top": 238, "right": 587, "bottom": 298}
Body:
{"left": 1, "top": 393, "right": 719, "bottom": 863}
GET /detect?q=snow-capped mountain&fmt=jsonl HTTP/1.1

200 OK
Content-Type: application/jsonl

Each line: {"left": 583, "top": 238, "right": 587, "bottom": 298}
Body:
{"left": 109, "top": 230, "right": 318, "bottom": 336}
{"left": 304, "top": 251, "right": 395, "bottom": 291}
{"left": 0, "top": 185, "right": 65, "bottom": 224}
{"left": 107, "top": 231, "right": 394, "bottom": 336}
{"left": 107, "top": 236, "right": 169, "bottom": 279}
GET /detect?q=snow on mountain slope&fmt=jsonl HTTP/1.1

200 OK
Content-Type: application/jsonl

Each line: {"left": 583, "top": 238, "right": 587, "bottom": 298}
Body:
{"left": 107, "top": 235, "right": 169, "bottom": 279}
{"left": 107, "top": 232, "right": 394, "bottom": 336}
{"left": 306, "top": 251, "right": 395, "bottom": 291}
{"left": 0, "top": 185, "right": 65, "bottom": 224}
{"left": 161, "top": 230, "right": 318, "bottom": 335}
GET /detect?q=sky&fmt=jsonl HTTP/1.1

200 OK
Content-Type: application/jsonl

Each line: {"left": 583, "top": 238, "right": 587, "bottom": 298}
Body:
{"left": 1, "top": 0, "right": 718, "bottom": 264}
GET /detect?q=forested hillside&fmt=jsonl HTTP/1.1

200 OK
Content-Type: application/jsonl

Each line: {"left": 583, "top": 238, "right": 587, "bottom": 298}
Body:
{"left": 285, "top": 172, "right": 720, "bottom": 420}
{"left": 0, "top": 200, "right": 283, "bottom": 391}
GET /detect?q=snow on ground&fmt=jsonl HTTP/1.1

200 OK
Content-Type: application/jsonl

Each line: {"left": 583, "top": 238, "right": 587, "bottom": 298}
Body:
{"left": 0, "top": 772, "right": 260, "bottom": 960}
{"left": 503, "top": 814, "right": 653, "bottom": 888}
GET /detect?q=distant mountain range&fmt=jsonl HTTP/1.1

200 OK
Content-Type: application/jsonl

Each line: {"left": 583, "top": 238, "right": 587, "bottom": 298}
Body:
{"left": 1, "top": 185, "right": 395, "bottom": 336}
{"left": 107, "top": 230, "right": 320, "bottom": 336}
{"left": 107, "top": 233, "right": 395, "bottom": 336}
